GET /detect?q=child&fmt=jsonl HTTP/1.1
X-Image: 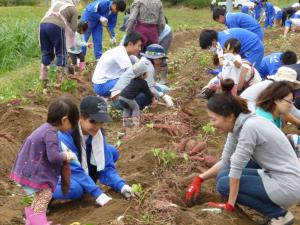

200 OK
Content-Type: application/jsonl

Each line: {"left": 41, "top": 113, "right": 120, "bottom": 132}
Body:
{"left": 68, "top": 21, "right": 92, "bottom": 72}
{"left": 10, "top": 97, "right": 79, "bottom": 225}
{"left": 119, "top": 60, "right": 155, "bottom": 138}
{"left": 200, "top": 38, "right": 261, "bottom": 98}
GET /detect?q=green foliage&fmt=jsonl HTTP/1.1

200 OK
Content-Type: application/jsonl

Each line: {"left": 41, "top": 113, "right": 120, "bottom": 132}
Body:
{"left": 0, "top": 17, "right": 40, "bottom": 74}
{"left": 0, "top": 0, "right": 39, "bottom": 6}
{"left": 21, "top": 195, "right": 33, "bottom": 206}
{"left": 198, "top": 122, "right": 215, "bottom": 142}
{"left": 60, "top": 79, "right": 78, "bottom": 93}
{"left": 108, "top": 105, "right": 122, "bottom": 120}
{"left": 132, "top": 183, "right": 148, "bottom": 205}
{"left": 151, "top": 148, "right": 177, "bottom": 167}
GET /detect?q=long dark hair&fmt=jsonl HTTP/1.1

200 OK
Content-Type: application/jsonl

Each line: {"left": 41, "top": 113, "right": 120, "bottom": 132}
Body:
{"left": 256, "top": 81, "right": 295, "bottom": 113}
{"left": 47, "top": 96, "right": 79, "bottom": 128}
{"left": 207, "top": 93, "right": 250, "bottom": 118}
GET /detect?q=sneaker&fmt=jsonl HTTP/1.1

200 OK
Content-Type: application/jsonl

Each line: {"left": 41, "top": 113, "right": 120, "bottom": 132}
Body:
{"left": 268, "top": 211, "right": 295, "bottom": 225}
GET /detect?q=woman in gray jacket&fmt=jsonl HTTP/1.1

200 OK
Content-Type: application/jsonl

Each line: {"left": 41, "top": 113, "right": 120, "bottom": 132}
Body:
{"left": 186, "top": 93, "right": 300, "bottom": 225}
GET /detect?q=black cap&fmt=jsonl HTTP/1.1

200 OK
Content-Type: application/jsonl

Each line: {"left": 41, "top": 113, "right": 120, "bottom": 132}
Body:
{"left": 80, "top": 96, "right": 112, "bottom": 122}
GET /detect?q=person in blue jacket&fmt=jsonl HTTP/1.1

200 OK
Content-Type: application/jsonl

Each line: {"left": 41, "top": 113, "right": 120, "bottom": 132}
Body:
{"left": 199, "top": 28, "right": 264, "bottom": 68}
{"left": 81, "top": 0, "right": 126, "bottom": 60}
{"left": 213, "top": 7, "right": 264, "bottom": 40}
{"left": 252, "top": 0, "right": 262, "bottom": 20}
{"left": 257, "top": 51, "right": 297, "bottom": 79}
{"left": 53, "top": 96, "right": 134, "bottom": 206}
{"left": 260, "top": 0, "right": 275, "bottom": 28}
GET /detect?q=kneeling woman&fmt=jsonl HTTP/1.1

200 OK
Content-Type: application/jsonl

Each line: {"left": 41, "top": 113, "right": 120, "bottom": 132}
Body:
{"left": 53, "top": 96, "right": 133, "bottom": 206}
{"left": 186, "top": 94, "right": 300, "bottom": 225}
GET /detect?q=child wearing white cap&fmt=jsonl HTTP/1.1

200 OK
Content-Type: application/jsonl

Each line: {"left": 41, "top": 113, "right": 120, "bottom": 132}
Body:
{"left": 119, "top": 60, "right": 156, "bottom": 139}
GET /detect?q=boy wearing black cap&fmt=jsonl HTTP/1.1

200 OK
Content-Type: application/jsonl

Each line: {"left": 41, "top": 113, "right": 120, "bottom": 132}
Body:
{"left": 53, "top": 96, "right": 134, "bottom": 206}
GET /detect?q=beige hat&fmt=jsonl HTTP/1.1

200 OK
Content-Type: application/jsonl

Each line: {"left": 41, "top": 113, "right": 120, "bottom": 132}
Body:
{"left": 268, "top": 66, "right": 300, "bottom": 86}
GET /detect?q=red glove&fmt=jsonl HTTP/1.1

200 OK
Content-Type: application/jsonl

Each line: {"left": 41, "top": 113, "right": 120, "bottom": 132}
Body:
{"left": 206, "top": 202, "right": 235, "bottom": 212}
{"left": 185, "top": 176, "right": 204, "bottom": 207}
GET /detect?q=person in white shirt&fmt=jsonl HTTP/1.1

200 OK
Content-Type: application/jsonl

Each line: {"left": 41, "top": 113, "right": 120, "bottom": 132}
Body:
{"left": 92, "top": 31, "right": 143, "bottom": 97}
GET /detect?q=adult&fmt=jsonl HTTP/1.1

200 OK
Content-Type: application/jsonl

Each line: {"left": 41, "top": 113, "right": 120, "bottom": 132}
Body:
{"left": 53, "top": 96, "right": 133, "bottom": 206}
{"left": 199, "top": 28, "right": 264, "bottom": 68}
{"left": 39, "top": 0, "right": 79, "bottom": 89}
{"left": 257, "top": 51, "right": 297, "bottom": 79}
{"left": 92, "top": 31, "right": 143, "bottom": 97}
{"left": 125, "top": 0, "right": 165, "bottom": 50}
{"left": 256, "top": 81, "right": 294, "bottom": 129}
{"left": 111, "top": 44, "right": 174, "bottom": 109}
{"left": 185, "top": 93, "right": 300, "bottom": 225}
{"left": 81, "top": 0, "right": 126, "bottom": 60}
{"left": 240, "top": 65, "right": 300, "bottom": 126}
{"left": 213, "top": 7, "right": 264, "bottom": 41}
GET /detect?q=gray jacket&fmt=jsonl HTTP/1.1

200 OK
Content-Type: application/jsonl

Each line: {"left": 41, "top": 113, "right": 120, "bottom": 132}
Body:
{"left": 126, "top": 0, "right": 165, "bottom": 34}
{"left": 218, "top": 113, "right": 300, "bottom": 208}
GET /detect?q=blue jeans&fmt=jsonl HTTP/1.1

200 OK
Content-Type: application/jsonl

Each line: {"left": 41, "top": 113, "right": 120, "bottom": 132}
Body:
{"left": 216, "top": 169, "right": 286, "bottom": 218}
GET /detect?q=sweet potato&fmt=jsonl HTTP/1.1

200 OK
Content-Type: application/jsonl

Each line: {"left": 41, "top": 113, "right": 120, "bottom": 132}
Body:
{"left": 177, "top": 138, "right": 189, "bottom": 152}
{"left": 153, "top": 123, "right": 180, "bottom": 137}
{"left": 185, "top": 139, "right": 197, "bottom": 152}
{"left": 189, "top": 155, "right": 204, "bottom": 162}
{"left": 61, "top": 162, "right": 71, "bottom": 195}
{"left": 204, "top": 155, "right": 218, "bottom": 168}
{"left": 188, "top": 142, "right": 207, "bottom": 156}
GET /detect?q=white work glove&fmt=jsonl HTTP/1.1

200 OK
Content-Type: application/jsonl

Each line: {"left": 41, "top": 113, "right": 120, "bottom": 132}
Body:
{"left": 121, "top": 184, "right": 134, "bottom": 199}
{"left": 96, "top": 193, "right": 112, "bottom": 206}
{"left": 162, "top": 94, "right": 174, "bottom": 107}
{"left": 216, "top": 42, "right": 223, "bottom": 58}
{"left": 100, "top": 16, "right": 108, "bottom": 26}
{"left": 65, "top": 151, "right": 77, "bottom": 161}
{"left": 110, "top": 37, "right": 117, "bottom": 45}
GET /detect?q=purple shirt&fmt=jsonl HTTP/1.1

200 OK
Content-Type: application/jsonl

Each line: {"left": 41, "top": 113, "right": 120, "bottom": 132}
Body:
{"left": 10, "top": 123, "right": 65, "bottom": 192}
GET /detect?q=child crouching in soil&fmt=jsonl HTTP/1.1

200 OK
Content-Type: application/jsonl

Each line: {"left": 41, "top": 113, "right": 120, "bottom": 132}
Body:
{"left": 119, "top": 60, "right": 156, "bottom": 140}
{"left": 10, "top": 97, "right": 79, "bottom": 225}
{"left": 68, "top": 21, "right": 92, "bottom": 73}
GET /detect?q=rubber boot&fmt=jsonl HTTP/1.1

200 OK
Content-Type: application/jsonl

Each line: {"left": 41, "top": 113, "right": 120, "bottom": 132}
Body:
{"left": 24, "top": 207, "right": 34, "bottom": 225}
{"left": 28, "top": 213, "right": 50, "bottom": 225}
{"left": 79, "top": 62, "right": 85, "bottom": 71}
{"left": 131, "top": 116, "right": 140, "bottom": 130}
{"left": 122, "top": 117, "right": 130, "bottom": 128}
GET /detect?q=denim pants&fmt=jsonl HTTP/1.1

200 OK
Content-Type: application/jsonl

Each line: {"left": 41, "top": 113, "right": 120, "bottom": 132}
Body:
{"left": 216, "top": 168, "right": 286, "bottom": 218}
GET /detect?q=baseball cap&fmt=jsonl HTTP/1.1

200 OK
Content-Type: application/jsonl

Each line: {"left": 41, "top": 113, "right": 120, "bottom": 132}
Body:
{"left": 141, "top": 44, "right": 167, "bottom": 59}
{"left": 80, "top": 96, "right": 112, "bottom": 122}
{"left": 269, "top": 64, "right": 300, "bottom": 88}
{"left": 132, "top": 60, "right": 150, "bottom": 78}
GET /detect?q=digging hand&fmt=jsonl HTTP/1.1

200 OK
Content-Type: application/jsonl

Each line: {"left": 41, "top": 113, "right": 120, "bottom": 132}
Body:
{"left": 96, "top": 193, "right": 112, "bottom": 206}
{"left": 110, "top": 37, "right": 117, "bottom": 45}
{"left": 206, "top": 202, "right": 235, "bottom": 212}
{"left": 185, "top": 176, "right": 203, "bottom": 207}
{"left": 121, "top": 184, "right": 134, "bottom": 199}
{"left": 162, "top": 94, "right": 174, "bottom": 107}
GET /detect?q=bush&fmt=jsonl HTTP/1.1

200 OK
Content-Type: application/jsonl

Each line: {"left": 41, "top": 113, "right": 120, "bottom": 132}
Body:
{"left": 0, "top": 17, "right": 40, "bottom": 73}
{"left": 164, "top": 0, "right": 211, "bottom": 8}
{"left": 0, "top": 0, "right": 39, "bottom": 6}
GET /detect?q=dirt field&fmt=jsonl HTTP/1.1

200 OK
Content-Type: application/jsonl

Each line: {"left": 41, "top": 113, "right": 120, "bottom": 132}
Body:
{"left": 1, "top": 29, "right": 300, "bottom": 225}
